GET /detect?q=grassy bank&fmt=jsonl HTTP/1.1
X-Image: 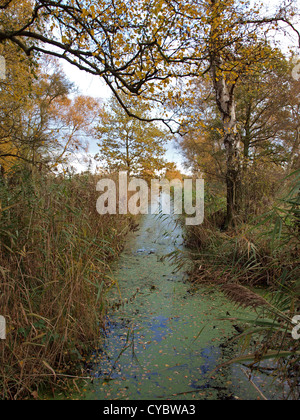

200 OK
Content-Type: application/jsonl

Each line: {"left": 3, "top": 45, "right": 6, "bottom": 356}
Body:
{"left": 0, "top": 170, "right": 133, "bottom": 399}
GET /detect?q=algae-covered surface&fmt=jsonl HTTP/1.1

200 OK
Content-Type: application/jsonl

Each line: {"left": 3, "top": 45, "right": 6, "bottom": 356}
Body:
{"left": 79, "top": 212, "right": 283, "bottom": 400}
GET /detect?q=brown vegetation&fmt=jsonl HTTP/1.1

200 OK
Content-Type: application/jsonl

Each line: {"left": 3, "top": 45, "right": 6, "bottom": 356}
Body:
{"left": 0, "top": 171, "right": 133, "bottom": 399}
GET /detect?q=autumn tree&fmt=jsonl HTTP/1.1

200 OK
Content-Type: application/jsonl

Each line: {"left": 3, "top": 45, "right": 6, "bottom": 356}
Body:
{"left": 0, "top": 54, "right": 101, "bottom": 174}
{"left": 43, "top": 75, "right": 102, "bottom": 170}
{"left": 0, "top": 49, "right": 36, "bottom": 172}
{"left": 178, "top": 76, "right": 226, "bottom": 182}
{"left": 164, "top": 162, "right": 183, "bottom": 181}
{"left": 95, "top": 95, "right": 170, "bottom": 176}
{"left": 180, "top": 51, "right": 300, "bottom": 218}
{"left": 234, "top": 55, "right": 300, "bottom": 172}
{"left": 1, "top": 0, "right": 299, "bottom": 223}
{"left": 0, "top": 1, "right": 298, "bottom": 119}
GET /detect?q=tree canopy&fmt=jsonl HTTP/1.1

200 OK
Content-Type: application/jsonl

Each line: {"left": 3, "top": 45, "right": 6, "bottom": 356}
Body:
{"left": 95, "top": 95, "right": 170, "bottom": 176}
{"left": 1, "top": 0, "right": 299, "bottom": 224}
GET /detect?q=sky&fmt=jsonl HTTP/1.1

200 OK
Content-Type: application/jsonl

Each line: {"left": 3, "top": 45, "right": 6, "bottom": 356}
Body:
{"left": 61, "top": 0, "right": 300, "bottom": 174}
{"left": 62, "top": 61, "right": 185, "bottom": 173}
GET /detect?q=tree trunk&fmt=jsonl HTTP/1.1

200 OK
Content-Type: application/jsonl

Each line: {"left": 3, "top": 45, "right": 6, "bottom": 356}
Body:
{"left": 224, "top": 131, "right": 241, "bottom": 227}
{"left": 287, "top": 126, "right": 300, "bottom": 174}
{"left": 211, "top": 56, "right": 241, "bottom": 228}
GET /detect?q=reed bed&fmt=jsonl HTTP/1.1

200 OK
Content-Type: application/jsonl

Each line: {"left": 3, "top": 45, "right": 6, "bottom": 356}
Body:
{"left": 186, "top": 170, "right": 300, "bottom": 399}
{"left": 0, "top": 170, "right": 132, "bottom": 399}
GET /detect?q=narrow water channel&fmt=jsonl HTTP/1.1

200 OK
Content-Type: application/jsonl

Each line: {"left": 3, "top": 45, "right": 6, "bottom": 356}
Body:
{"left": 83, "top": 212, "right": 283, "bottom": 400}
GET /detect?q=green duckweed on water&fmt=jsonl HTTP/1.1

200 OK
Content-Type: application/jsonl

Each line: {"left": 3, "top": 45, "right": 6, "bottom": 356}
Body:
{"left": 60, "top": 212, "right": 285, "bottom": 400}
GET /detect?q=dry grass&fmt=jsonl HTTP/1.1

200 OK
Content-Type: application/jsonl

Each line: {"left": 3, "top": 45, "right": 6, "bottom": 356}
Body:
{"left": 186, "top": 171, "right": 300, "bottom": 399}
{"left": 221, "top": 284, "right": 271, "bottom": 309}
{"left": 0, "top": 170, "right": 133, "bottom": 399}
{"left": 188, "top": 219, "right": 299, "bottom": 288}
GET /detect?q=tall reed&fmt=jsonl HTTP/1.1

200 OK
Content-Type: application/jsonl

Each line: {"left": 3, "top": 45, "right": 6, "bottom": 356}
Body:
{"left": 186, "top": 170, "right": 300, "bottom": 399}
{"left": 0, "top": 169, "right": 132, "bottom": 399}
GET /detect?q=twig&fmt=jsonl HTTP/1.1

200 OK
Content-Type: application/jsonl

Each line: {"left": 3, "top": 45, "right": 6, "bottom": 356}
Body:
{"left": 241, "top": 367, "right": 268, "bottom": 400}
